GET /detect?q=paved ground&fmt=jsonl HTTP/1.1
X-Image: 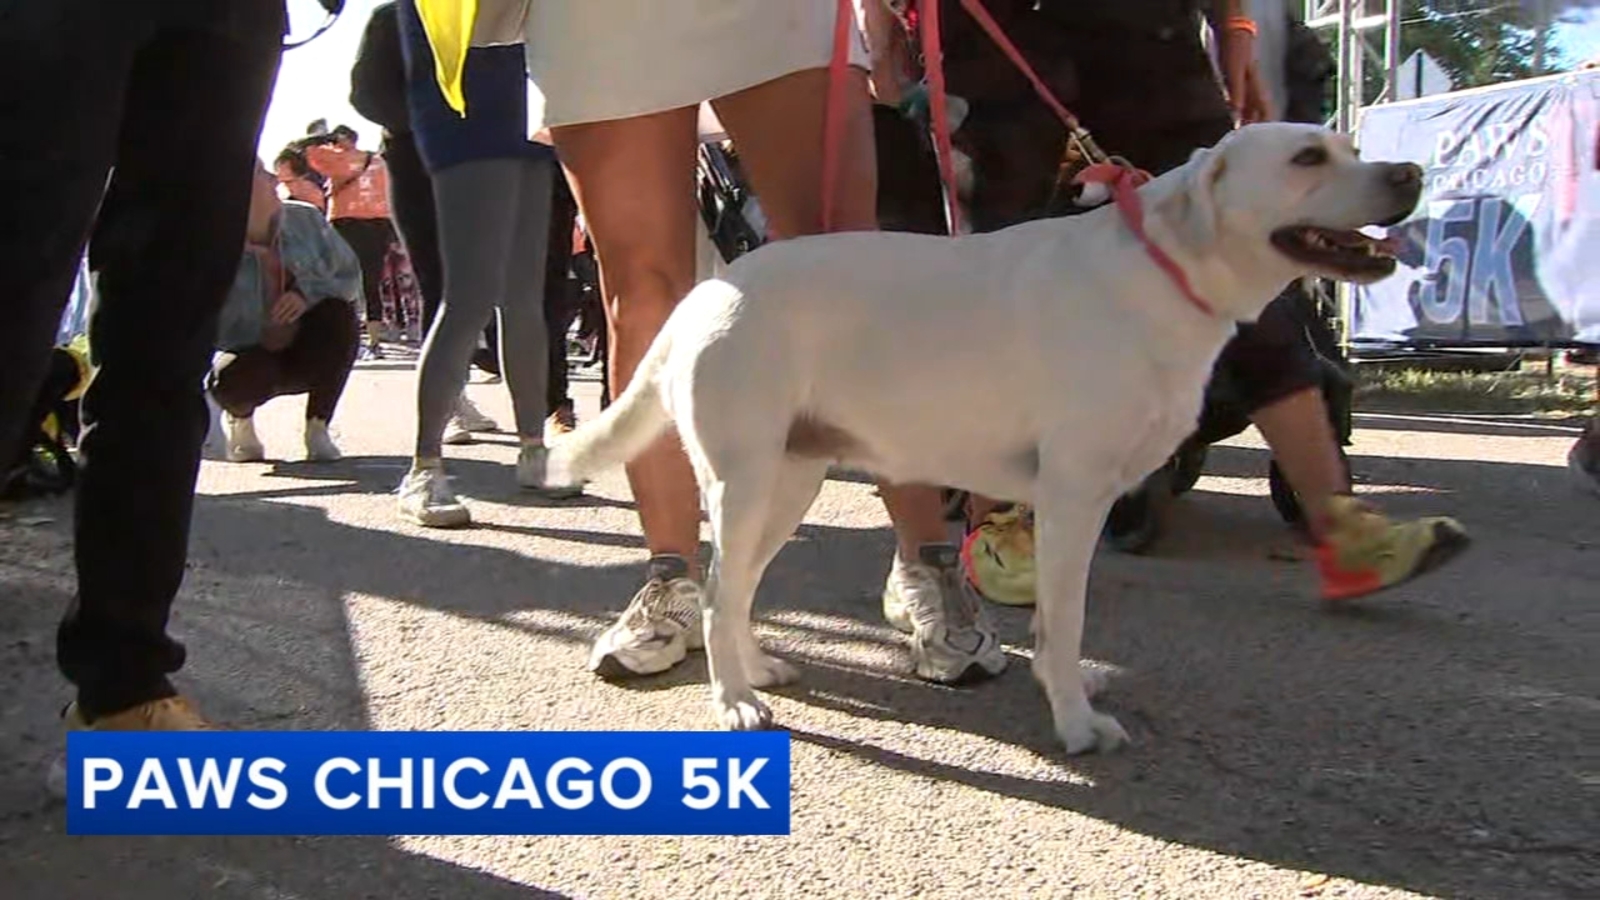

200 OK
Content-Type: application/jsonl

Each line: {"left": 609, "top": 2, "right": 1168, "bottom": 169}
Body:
{"left": 2, "top": 360, "right": 1596, "bottom": 900}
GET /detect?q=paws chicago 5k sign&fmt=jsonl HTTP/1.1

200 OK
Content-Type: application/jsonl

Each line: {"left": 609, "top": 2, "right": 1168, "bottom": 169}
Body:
{"left": 1353, "top": 69, "right": 1600, "bottom": 348}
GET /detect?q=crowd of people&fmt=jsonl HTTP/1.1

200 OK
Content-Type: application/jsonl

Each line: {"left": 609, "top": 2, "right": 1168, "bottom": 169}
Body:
{"left": 4, "top": 0, "right": 1593, "bottom": 782}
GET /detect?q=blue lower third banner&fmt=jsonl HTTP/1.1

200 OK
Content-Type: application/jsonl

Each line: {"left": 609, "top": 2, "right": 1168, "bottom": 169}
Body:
{"left": 66, "top": 731, "right": 790, "bottom": 836}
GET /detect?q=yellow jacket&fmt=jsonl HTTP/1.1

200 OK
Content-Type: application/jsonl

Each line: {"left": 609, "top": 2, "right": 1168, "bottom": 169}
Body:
{"left": 413, "top": 0, "right": 528, "bottom": 116}
{"left": 414, "top": 0, "right": 476, "bottom": 115}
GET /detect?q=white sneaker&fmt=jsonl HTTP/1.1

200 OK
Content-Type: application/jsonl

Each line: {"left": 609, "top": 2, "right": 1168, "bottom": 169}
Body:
{"left": 454, "top": 393, "right": 498, "bottom": 432}
{"left": 441, "top": 415, "right": 474, "bottom": 445}
{"left": 883, "top": 544, "right": 1007, "bottom": 684}
{"left": 223, "top": 413, "right": 265, "bottom": 462}
{"left": 201, "top": 392, "right": 228, "bottom": 461}
{"left": 516, "top": 443, "right": 584, "bottom": 499}
{"left": 589, "top": 556, "right": 704, "bottom": 679}
{"left": 397, "top": 465, "right": 471, "bottom": 528}
{"left": 304, "top": 418, "right": 341, "bottom": 462}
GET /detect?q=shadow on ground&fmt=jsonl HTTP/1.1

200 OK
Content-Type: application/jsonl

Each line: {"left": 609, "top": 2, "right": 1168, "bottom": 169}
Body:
{"left": 0, "top": 515, "right": 571, "bottom": 899}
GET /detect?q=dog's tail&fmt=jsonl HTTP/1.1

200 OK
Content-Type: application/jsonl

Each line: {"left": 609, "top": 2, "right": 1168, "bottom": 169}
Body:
{"left": 543, "top": 330, "right": 674, "bottom": 487}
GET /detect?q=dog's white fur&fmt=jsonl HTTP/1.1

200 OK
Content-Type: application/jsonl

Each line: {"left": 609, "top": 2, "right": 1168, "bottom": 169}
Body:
{"left": 544, "top": 123, "right": 1419, "bottom": 753}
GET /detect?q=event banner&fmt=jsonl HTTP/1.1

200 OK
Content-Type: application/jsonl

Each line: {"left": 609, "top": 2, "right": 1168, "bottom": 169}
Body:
{"left": 66, "top": 731, "right": 790, "bottom": 836}
{"left": 1353, "top": 71, "right": 1600, "bottom": 347}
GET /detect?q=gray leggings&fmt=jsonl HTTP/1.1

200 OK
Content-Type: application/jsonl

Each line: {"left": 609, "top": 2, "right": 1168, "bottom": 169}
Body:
{"left": 415, "top": 156, "right": 552, "bottom": 458}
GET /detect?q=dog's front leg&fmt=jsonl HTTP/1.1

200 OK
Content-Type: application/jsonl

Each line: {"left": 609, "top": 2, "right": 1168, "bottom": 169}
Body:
{"left": 701, "top": 474, "right": 787, "bottom": 731}
{"left": 1033, "top": 479, "right": 1130, "bottom": 755}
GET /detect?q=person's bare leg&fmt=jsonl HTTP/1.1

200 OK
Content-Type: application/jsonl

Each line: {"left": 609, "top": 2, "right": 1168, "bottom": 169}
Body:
{"left": 713, "top": 67, "right": 1004, "bottom": 683}
{"left": 712, "top": 68, "right": 951, "bottom": 560}
{"left": 554, "top": 109, "right": 713, "bottom": 679}
{"left": 552, "top": 109, "right": 703, "bottom": 573}
{"left": 1248, "top": 387, "right": 1348, "bottom": 541}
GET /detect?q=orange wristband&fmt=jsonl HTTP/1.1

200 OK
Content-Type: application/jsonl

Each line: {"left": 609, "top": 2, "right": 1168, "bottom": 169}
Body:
{"left": 1225, "top": 16, "right": 1258, "bottom": 36}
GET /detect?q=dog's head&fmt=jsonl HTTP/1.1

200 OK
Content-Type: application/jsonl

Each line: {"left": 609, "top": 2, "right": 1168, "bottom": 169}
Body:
{"left": 1149, "top": 122, "right": 1421, "bottom": 321}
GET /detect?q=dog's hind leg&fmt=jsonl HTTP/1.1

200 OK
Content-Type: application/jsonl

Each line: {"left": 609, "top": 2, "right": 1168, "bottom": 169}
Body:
{"left": 1032, "top": 469, "right": 1130, "bottom": 755}
{"left": 701, "top": 460, "right": 791, "bottom": 731}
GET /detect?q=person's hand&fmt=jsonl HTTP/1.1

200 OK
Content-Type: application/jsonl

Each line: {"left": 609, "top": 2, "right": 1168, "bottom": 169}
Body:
{"left": 271, "top": 290, "right": 308, "bottom": 325}
{"left": 1217, "top": 26, "right": 1270, "bottom": 125}
{"left": 1239, "top": 59, "right": 1272, "bottom": 124}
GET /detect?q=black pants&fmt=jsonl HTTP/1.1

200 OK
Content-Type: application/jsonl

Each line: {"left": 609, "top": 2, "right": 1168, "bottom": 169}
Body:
{"left": 383, "top": 132, "right": 443, "bottom": 333}
{"left": 209, "top": 299, "right": 361, "bottom": 422}
{"left": 0, "top": 0, "right": 284, "bottom": 719}
{"left": 545, "top": 171, "right": 580, "bottom": 411}
{"left": 331, "top": 216, "right": 397, "bottom": 326}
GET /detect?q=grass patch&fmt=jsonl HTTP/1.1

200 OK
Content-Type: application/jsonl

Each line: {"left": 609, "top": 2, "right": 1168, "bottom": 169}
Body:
{"left": 1355, "top": 361, "right": 1596, "bottom": 417}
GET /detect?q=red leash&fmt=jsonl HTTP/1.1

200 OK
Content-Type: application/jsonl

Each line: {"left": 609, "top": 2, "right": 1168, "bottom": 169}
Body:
{"left": 1074, "top": 163, "right": 1215, "bottom": 316}
{"left": 819, "top": 0, "right": 1215, "bottom": 316}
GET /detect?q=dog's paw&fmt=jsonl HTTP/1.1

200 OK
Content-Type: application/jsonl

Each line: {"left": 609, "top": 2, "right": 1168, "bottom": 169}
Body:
{"left": 1054, "top": 708, "right": 1130, "bottom": 755}
{"left": 1081, "top": 665, "right": 1112, "bottom": 700}
{"left": 743, "top": 652, "right": 799, "bottom": 689}
{"left": 713, "top": 693, "right": 776, "bottom": 731}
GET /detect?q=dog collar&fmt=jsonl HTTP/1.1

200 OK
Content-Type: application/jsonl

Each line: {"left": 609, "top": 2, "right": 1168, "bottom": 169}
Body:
{"left": 1075, "top": 163, "right": 1217, "bottom": 318}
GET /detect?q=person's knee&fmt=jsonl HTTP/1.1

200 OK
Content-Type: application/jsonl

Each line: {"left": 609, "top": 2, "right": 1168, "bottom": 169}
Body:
{"left": 601, "top": 258, "right": 689, "bottom": 343}
{"left": 319, "top": 300, "right": 362, "bottom": 350}
{"left": 206, "top": 365, "right": 255, "bottom": 418}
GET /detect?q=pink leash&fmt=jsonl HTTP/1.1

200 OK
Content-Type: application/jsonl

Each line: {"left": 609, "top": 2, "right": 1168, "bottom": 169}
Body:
{"left": 1074, "top": 163, "right": 1216, "bottom": 317}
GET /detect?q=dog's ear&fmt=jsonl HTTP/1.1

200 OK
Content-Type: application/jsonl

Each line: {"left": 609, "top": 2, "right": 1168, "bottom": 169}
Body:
{"left": 1157, "top": 145, "right": 1228, "bottom": 253}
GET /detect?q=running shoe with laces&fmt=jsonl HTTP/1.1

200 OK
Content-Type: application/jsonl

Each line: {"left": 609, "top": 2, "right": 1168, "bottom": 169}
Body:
{"left": 1315, "top": 495, "right": 1470, "bottom": 602}
{"left": 223, "top": 412, "right": 264, "bottom": 462}
{"left": 961, "top": 504, "right": 1037, "bottom": 607}
{"left": 454, "top": 393, "right": 498, "bottom": 432}
{"left": 47, "top": 696, "right": 214, "bottom": 798}
{"left": 589, "top": 555, "right": 704, "bottom": 679}
{"left": 516, "top": 443, "right": 584, "bottom": 499}
{"left": 303, "top": 417, "right": 341, "bottom": 462}
{"left": 883, "top": 543, "right": 1007, "bottom": 683}
{"left": 397, "top": 464, "right": 471, "bottom": 528}
{"left": 441, "top": 414, "right": 474, "bottom": 445}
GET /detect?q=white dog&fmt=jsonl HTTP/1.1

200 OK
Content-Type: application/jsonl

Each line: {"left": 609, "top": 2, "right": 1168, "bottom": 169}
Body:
{"left": 537, "top": 123, "right": 1421, "bottom": 754}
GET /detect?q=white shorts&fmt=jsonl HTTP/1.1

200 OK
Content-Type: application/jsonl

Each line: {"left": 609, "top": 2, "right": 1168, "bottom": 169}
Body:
{"left": 525, "top": 0, "right": 870, "bottom": 131}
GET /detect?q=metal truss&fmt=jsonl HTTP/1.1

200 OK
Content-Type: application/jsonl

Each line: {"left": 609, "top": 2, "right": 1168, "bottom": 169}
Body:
{"left": 1303, "top": 0, "right": 1403, "bottom": 132}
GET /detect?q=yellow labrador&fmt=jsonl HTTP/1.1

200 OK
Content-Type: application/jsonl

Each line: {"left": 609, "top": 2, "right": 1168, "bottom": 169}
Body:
{"left": 537, "top": 123, "right": 1421, "bottom": 753}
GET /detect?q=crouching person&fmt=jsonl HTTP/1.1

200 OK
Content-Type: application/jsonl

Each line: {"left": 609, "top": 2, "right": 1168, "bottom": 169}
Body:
{"left": 210, "top": 163, "right": 362, "bottom": 463}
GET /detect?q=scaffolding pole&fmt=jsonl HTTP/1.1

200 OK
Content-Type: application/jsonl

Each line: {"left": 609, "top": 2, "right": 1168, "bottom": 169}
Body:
{"left": 1303, "top": 0, "right": 1402, "bottom": 133}
{"left": 1302, "top": 0, "right": 1401, "bottom": 352}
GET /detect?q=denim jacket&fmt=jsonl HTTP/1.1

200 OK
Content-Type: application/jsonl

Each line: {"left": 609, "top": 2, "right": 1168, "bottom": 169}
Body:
{"left": 216, "top": 200, "right": 363, "bottom": 352}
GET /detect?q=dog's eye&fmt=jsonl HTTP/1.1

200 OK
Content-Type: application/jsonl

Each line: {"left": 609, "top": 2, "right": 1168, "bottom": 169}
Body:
{"left": 1292, "top": 146, "right": 1329, "bottom": 167}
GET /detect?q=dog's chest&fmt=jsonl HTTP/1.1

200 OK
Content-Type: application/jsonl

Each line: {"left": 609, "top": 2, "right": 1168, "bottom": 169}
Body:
{"left": 1112, "top": 389, "right": 1208, "bottom": 490}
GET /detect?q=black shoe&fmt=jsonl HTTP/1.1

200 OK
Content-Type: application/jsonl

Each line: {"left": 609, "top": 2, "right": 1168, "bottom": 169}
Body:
{"left": 1103, "top": 466, "right": 1173, "bottom": 554}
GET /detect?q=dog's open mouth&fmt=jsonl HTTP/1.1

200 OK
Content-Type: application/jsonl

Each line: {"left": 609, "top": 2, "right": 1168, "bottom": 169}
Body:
{"left": 1271, "top": 226, "right": 1399, "bottom": 280}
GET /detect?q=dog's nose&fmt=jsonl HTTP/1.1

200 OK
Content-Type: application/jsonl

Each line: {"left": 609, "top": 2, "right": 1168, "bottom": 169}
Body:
{"left": 1386, "top": 163, "right": 1423, "bottom": 191}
